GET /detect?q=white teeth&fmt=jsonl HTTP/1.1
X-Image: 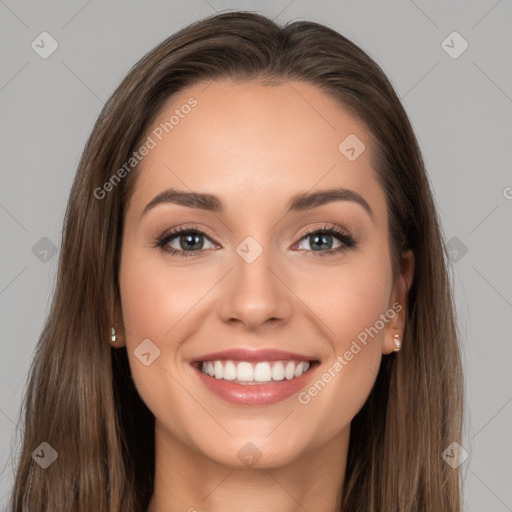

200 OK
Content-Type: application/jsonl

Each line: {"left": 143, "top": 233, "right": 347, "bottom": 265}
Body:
{"left": 199, "top": 359, "right": 312, "bottom": 383}
{"left": 236, "top": 362, "right": 254, "bottom": 382}
{"left": 271, "top": 362, "right": 285, "bottom": 381}
{"left": 214, "top": 360, "right": 223, "bottom": 380}
{"left": 294, "top": 361, "right": 305, "bottom": 377}
{"left": 284, "top": 361, "right": 295, "bottom": 380}
{"left": 254, "top": 362, "right": 272, "bottom": 382}
{"left": 223, "top": 361, "right": 237, "bottom": 380}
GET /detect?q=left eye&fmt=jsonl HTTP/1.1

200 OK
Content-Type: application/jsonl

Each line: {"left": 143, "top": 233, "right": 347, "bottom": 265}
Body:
{"left": 296, "top": 231, "right": 343, "bottom": 252}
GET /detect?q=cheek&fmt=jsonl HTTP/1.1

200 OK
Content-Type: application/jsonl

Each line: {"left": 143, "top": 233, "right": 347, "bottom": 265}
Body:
{"left": 119, "top": 250, "right": 205, "bottom": 341}
{"left": 331, "top": 266, "right": 391, "bottom": 349}
{"left": 118, "top": 250, "right": 199, "bottom": 433}
{"left": 296, "top": 249, "right": 392, "bottom": 351}
{"left": 289, "top": 252, "right": 392, "bottom": 438}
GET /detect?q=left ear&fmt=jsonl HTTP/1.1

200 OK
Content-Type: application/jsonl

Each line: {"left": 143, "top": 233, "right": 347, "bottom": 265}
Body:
{"left": 383, "top": 249, "right": 415, "bottom": 354}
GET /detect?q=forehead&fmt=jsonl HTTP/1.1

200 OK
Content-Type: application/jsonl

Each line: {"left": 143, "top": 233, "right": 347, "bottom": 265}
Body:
{"left": 128, "top": 79, "right": 386, "bottom": 221}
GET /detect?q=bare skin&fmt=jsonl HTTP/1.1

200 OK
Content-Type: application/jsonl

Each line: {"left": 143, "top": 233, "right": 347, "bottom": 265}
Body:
{"left": 113, "top": 79, "right": 414, "bottom": 512}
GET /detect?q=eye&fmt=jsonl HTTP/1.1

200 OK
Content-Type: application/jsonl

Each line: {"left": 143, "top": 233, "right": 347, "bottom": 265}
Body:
{"left": 154, "top": 224, "right": 218, "bottom": 257}
{"left": 293, "top": 224, "right": 357, "bottom": 257}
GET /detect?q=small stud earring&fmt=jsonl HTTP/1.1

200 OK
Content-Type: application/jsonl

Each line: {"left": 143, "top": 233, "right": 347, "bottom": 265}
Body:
{"left": 393, "top": 333, "right": 401, "bottom": 352}
{"left": 111, "top": 327, "right": 116, "bottom": 345}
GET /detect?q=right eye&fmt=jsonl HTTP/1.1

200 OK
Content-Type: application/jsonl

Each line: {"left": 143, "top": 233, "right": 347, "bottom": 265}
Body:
{"left": 155, "top": 226, "right": 218, "bottom": 257}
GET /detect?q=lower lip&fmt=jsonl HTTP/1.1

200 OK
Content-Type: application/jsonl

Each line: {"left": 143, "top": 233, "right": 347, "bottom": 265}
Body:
{"left": 192, "top": 363, "right": 319, "bottom": 406}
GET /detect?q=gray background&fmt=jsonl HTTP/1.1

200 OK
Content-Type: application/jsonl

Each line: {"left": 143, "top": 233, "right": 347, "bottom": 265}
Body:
{"left": 0, "top": 1, "right": 511, "bottom": 510}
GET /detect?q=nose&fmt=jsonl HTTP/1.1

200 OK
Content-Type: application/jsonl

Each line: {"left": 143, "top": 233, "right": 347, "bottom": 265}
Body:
{"left": 217, "top": 243, "right": 293, "bottom": 332}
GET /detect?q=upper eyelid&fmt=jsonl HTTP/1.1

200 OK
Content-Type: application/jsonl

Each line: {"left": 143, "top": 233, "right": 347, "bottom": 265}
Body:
{"left": 296, "top": 224, "right": 350, "bottom": 239}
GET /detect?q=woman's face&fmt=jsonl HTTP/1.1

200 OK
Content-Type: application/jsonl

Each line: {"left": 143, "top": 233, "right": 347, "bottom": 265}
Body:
{"left": 118, "top": 79, "right": 412, "bottom": 468}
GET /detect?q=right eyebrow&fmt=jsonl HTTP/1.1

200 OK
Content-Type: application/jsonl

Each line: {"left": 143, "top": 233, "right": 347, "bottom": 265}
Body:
{"left": 141, "top": 189, "right": 223, "bottom": 218}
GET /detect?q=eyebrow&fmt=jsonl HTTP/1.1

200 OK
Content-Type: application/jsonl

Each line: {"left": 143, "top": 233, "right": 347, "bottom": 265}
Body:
{"left": 141, "top": 186, "right": 374, "bottom": 221}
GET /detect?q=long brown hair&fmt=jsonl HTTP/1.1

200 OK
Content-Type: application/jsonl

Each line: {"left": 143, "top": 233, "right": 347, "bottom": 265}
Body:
{"left": 10, "top": 11, "right": 464, "bottom": 511}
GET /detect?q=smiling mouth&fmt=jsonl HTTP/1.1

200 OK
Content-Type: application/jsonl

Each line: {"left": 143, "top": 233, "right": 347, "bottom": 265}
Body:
{"left": 192, "top": 359, "right": 320, "bottom": 385}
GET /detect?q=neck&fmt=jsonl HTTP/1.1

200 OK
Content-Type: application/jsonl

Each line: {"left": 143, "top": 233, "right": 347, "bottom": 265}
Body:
{"left": 146, "top": 422, "right": 349, "bottom": 512}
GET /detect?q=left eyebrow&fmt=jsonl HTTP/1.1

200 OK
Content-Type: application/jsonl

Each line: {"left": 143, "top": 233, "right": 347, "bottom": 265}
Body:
{"left": 285, "top": 187, "right": 374, "bottom": 221}
{"left": 140, "top": 186, "right": 374, "bottom": 222}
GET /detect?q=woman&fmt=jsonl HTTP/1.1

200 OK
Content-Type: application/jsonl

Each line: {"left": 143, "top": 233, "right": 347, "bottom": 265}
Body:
{"left": 10, "top": 11, "right": 464, "bottom": 512}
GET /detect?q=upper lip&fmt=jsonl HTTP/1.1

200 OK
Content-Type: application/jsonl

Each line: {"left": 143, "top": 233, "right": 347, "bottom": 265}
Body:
{"left": 191, "top": 348, "right": 318, "bottom": 363}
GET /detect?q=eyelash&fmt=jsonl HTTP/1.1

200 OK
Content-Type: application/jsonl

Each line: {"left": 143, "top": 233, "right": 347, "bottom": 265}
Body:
{"left": 153, "top": 223, "right": 357, "bottom": 258}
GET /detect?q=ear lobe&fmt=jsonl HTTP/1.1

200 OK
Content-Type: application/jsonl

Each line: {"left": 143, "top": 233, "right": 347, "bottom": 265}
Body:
{"left": 383, "top": 250, "right": 415, "bottom": 354}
